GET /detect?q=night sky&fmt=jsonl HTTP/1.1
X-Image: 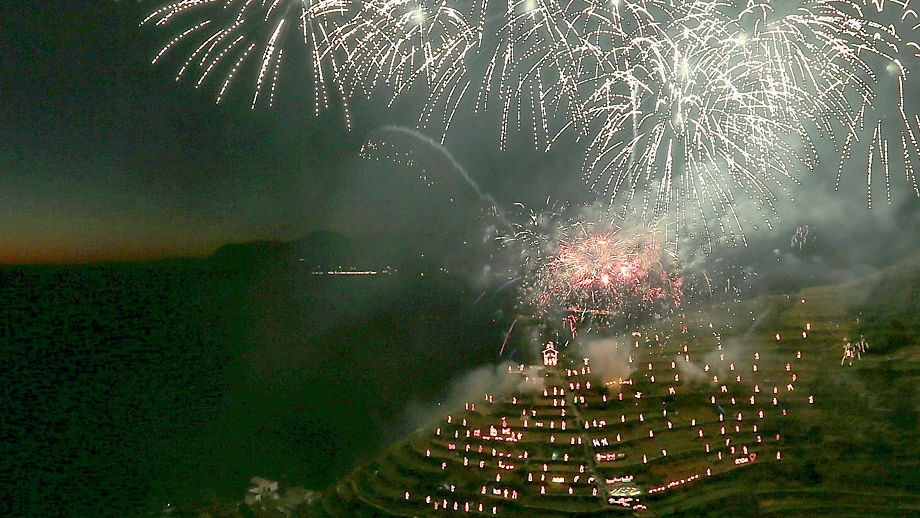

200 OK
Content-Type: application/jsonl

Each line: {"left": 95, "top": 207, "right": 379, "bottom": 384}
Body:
{"left": 2, "top": 1, "right": 354, "bottom": 264}
{"left": 0, "top": 1, "right": 572, "bottom": 265}
{"left": 4, "top": 0, "right": 920, "bottom": 267}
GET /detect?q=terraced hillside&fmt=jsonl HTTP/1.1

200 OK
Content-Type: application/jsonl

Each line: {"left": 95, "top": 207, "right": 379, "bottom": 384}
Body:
{"left": 165, "top": 251, "right": 920, "bottom": 518}
{"left": 301, "top": 314, "right": 821, "bottom": 517}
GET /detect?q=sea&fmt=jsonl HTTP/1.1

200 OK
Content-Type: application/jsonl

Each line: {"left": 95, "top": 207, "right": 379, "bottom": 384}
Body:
{"left": 1, "top": 257, "right": 507, "bottom": 516}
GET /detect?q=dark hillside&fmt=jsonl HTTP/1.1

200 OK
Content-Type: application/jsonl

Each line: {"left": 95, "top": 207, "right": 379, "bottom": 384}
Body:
{"left": 851, "top": 250, "right": 920, "bottom": 353}
{"left": 1, "top": 234, "right": 507, "bottom": 516}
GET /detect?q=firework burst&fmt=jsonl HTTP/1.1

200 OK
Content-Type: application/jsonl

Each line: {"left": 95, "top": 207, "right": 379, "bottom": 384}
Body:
{"left": 507, "top": 205, "right": 682, "bottom": 332}
{"left": 142, "top": 0, "right": 350, "bottom": 113}
{"left": 584, "top": 4, "right": 816, "bottom": 249}
{"left": 579, "top": 0, "right": 920, "bottom": 246}
{"left": 728, "top": 1, "right": 920, "bottom": 206}
{"left": 323, "top": 0, "right": 484, "bottom": 140}
{"left": 143, "top": 0, "right": 920, "bottom": 249}
{"left": 477, "top": 0, "right": 648, "bottom": 151}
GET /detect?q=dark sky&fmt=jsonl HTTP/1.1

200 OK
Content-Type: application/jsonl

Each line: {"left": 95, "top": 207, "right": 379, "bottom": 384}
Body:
{"left": 1, "top": 1, "right": 360, "bottom": 263}
{"left": 3, "top": 0, "right": 919, "bottom": 266}
{"left": 0, "top": 0, "right": 587, "bottom": 264}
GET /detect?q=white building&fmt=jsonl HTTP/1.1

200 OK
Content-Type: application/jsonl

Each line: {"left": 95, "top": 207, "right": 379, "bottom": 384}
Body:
{"left": 245, "top": 476, "right": 280, "bottom": 505}
{"left": 543, "top": 341, "right": 558, "bottom": 367}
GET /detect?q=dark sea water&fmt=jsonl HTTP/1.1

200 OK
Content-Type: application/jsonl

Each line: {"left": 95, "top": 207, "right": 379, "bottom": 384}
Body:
{"left": 2, "top": 258, "right": 506, "bottom": 516}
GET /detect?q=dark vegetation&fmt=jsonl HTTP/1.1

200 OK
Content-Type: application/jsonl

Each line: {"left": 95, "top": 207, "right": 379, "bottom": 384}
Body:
{"left": 1, "top": 231, "right": 505, "bottom": 517}
{"left": 851, "top": 250, "right": 920, "bottom": 354}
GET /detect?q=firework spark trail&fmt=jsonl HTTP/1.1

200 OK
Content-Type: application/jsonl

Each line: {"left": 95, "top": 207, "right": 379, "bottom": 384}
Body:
{"left": 791, "top": 225, "right": 810, "bottom": 249}
{"left": 776, "top": 1, "right": 920, "bottom": 201}
{"left": 359, "top": 126, "right": 503, "bottom": 209}
{"left": 494, "top": 276, "right": 522, "bottom": 295}
{"left": 498, "top": 317, "right": 517, "bottom": 356}
{"left": 144, "top": 0, "right": 920, "bottom": 248}
{"left": 143, "top": 0, "right": 353, "bottom": 112}
{"left": 324, "top": 0, "right": 483, "bottom": 135}
{"left": 585, "top": 3, "right": 826, "bottom": 250}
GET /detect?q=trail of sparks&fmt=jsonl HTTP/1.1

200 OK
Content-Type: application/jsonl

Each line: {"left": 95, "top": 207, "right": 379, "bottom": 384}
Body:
{"left": 498, "top": 318, "right": 518, "bottom": 357}
{"left": 144, "top": 0, "right": 920, "bottom": 246}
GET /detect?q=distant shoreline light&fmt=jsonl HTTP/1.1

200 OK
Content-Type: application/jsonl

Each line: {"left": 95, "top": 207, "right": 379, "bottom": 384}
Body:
{"left": 311, "top": 270, "right": 385, "bottom": 275}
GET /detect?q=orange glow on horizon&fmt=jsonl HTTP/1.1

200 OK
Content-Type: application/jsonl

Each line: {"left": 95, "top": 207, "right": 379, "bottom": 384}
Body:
{"left": 0, "top": 240, "right": 217, "bottom": 266}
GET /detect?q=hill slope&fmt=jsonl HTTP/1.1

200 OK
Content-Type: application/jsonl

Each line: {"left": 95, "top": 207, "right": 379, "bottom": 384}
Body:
{"left": 293, "top": 251, "right": 920, "bottom": 517}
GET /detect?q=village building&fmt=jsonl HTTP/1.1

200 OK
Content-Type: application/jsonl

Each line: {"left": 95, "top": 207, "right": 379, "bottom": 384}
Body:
{"left": 245, "top": 476, "right": 279, "bottom": 505}
{"left": 542, "top": 341, "right": 558, "bottom": 367}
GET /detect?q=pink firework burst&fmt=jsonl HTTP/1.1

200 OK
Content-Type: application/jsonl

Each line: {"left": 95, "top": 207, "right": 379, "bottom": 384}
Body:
{"left": 526, "top": 216, "right": 682, "bottom": 330}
